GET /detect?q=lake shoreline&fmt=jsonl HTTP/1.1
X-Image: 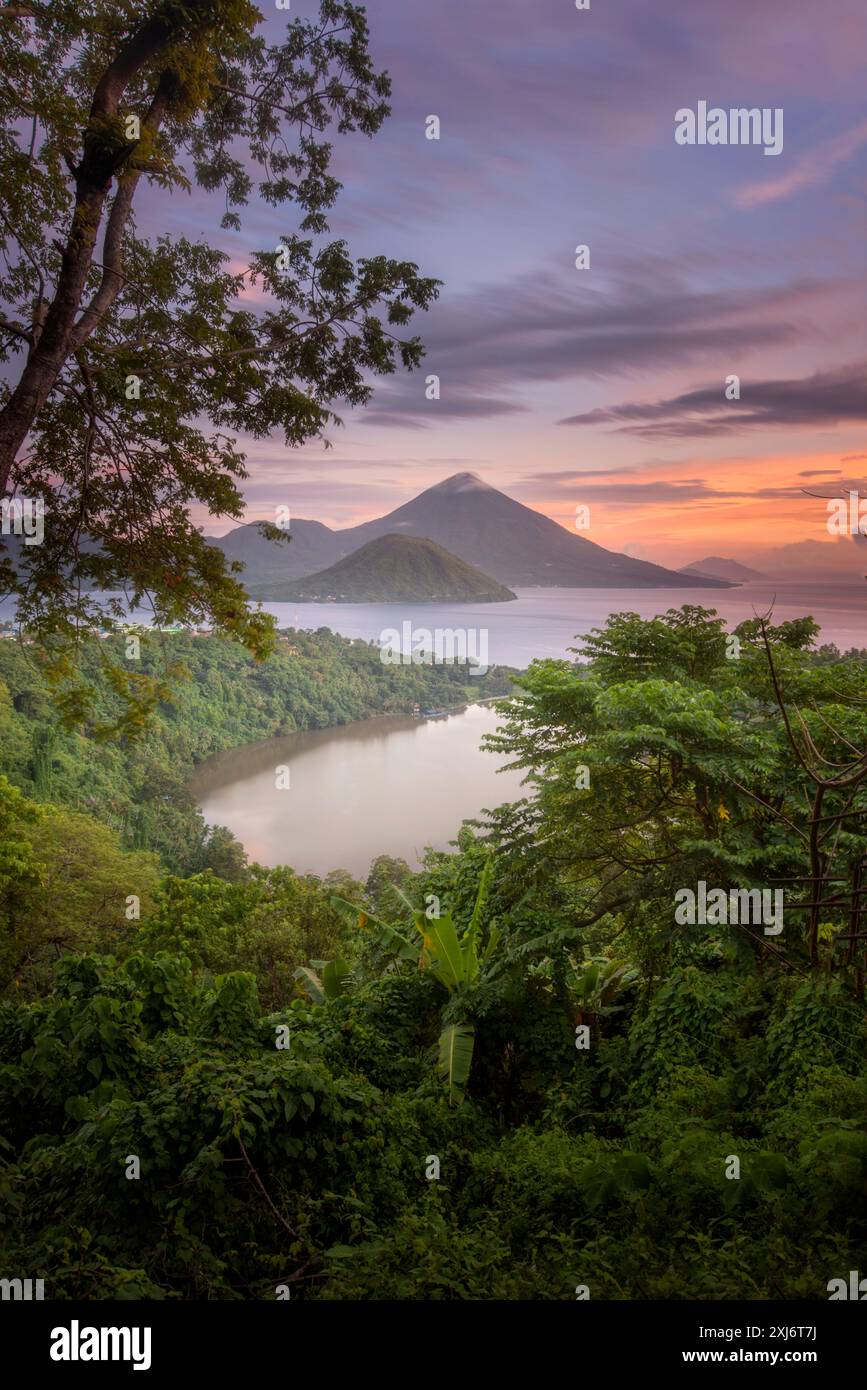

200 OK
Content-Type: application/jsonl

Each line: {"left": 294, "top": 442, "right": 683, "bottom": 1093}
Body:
{"left": 188, "top": 701, "right": 526, "bottom": 878}
{"left": 186, "top": 689, "right": 514, "bottom": 777}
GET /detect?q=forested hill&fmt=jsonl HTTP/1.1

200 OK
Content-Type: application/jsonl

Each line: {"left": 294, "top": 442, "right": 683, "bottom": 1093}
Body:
{"left": 246, "top": 535, "right": 517, "bottom": 603}
{"left": 0, "top": 628, "right": 514, "bottom": 876}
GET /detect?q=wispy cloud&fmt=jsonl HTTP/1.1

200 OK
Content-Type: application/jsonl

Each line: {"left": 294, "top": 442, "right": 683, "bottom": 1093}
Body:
{"left": 357, "top": 264, "right": 841, "bottom": 426}
{"left": 557, "top": 364, "right": 867, "bottom": 438}
{"left": 734, "top": 117, "right": 867, "bottom": 208}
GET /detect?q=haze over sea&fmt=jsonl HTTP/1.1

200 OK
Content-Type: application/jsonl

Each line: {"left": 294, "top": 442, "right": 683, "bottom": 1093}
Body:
{"left": 258, "top": 581, "right": 865, "bottom": 669}
{"left": 2, "top": 580, "right": 862, "bottom": 665}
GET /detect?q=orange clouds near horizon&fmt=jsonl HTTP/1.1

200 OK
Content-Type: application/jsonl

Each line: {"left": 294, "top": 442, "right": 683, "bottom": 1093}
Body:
{"left": 540, "top": 452, "right": 865, "bottom": 567}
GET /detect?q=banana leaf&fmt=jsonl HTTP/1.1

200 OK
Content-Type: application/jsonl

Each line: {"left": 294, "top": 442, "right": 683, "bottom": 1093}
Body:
{"left": 293, "top": 965, "right": 324, "bottom": 1003}
{"left": 424, "top": 914, "right": 466, "bottom": 992}
{"left": 437, "top": 1022, "right": 475, "bottom": 1105}
{"left": 322, "top": 958, "right": 352, "bottom": 998}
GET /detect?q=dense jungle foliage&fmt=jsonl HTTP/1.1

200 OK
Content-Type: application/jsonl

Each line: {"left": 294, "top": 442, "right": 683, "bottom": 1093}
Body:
{"left": 0, "top": 627, "right": 512, "bottom": 880}
{"left": 0, "top": 605, "right": 865, "bottom": 1300}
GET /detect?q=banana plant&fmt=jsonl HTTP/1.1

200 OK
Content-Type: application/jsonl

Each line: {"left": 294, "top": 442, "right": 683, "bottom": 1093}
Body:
{"left": 293, "top": 958, "right": 353, "bottom": 1004}
{"left": 437, "top": 1021, "right": 476, "bottom": 1106}
{"left": 332, "top": 859, "right": 502, "bottom": 1103}
{"left": 331, "top": 896, "right": 420, "bottom": 967}
{"left": 568, "top": 955, "right": 639, "bottom": 1029}
{"left": 406, "top": 856, "right": 501, "bottom": 1104}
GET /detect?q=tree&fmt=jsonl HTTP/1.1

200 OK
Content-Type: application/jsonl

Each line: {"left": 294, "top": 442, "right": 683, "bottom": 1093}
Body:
{"left": 29, "top": 721, "right": 55, "bottom": 797}
{"left": 196, "top": 822, "right": 247, "bottom": 880}
{"left": 753, "top": 619, "right": 867, "bottom": 982}
{"left": 0, "top": 1, "right": 438, "bottom": 663}
{"left": 139, "top": 864, "right": 350, "bottom": 1007}
{"left": 365, "top": 853, "right": 413, "bottom": 917}
{"left": 0, "top": 774, "right": 44, "bottom": 958}
{"left": 0, "top": 776, "right": 160, "bottom": 993}
{"left": 486, "top": 605, "right": 867, "bottom": 983}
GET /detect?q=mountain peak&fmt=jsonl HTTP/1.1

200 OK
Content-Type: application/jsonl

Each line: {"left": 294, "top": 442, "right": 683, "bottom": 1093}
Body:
{"left": 431, "top": 471, "right": 493, "bottom": 494}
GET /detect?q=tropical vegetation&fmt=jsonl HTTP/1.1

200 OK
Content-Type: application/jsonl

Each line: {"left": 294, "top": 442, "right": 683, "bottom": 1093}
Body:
{"left": 0, "top": 605, "right": 864, "bottom": 1300}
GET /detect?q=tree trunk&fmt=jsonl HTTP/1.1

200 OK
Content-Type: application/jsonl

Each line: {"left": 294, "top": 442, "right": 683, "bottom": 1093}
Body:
{"left": 0, "top": 3, "right": 209, "bottom": 491}
{"left": 0, "top": 187, "right": 108, "bottom": 490}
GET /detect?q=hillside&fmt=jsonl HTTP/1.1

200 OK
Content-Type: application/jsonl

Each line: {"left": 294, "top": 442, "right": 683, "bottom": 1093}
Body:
{"left": 213, "top": 473, "right": 733, "bottom": 593}
{"left": 0, "top": 630, "right": 514, "bottom": 877}
{"left": 215, "top": 516, "right": 339, "bottom": 584}
{"left": 245, "top": 534, "right": 517, "bottom": 603}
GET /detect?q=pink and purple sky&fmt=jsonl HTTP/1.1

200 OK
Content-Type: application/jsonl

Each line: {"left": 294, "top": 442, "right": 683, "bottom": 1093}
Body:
{"left": 181, "top": 0, "right": 866, "bottom": 572}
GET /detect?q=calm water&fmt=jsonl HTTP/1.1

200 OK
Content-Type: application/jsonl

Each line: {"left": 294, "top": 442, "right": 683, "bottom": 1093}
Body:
{"left": 260, "top": 581, "right": 866, "bottom": 668}
{"left": 5, "top": 579, "right": 859, "bottom": 875}
{"left": 4, "top": 581, "right": 861, "bottom": 662}
{"left": 189, "top": 581, "right": 864, "bottom": 875}
{"left": 189, "top": 702, "right": 527, "bottom": 877}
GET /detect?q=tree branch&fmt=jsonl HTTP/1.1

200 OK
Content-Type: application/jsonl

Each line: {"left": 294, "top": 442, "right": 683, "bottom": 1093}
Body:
{"left": 71, "top": 69, "right": 177, "bottom": 351}
{"left": 0, "top": 0, "right": 221, "bottom": 490}
{"left": 236, "top": 1134, "right": 302, "bottom": 1243}
{"left": 0, "top": 317, "right": 33, "bottom": 345}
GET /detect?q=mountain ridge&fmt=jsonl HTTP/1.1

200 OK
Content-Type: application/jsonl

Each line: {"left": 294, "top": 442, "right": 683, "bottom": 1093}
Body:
{"left": 213, "top": 472, "right": 733, "bottom": 592}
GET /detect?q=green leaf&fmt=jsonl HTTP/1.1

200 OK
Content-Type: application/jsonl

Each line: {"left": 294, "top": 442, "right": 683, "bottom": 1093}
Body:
{"left": 437, "top": 1022, "right": 475, "bottom": 1105}
{"left": 481, "top": 922, "right": 501, "bottom": 965}
{"left": 425, "top": 915, "right": 466, "bottom": 993}
{"left": 322, "top": 959, "right": 352, "bottom": 999}
{"left": 470, "top": 855, "right": 495, "bottom": 933}
{"left": 293, "top": 966, "right": 324, "bottom": 1004}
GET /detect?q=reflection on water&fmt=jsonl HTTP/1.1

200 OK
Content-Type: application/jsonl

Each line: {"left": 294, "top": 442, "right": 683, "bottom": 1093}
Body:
{"left": 188, "top": 702, "right": 526, "bottom": 878}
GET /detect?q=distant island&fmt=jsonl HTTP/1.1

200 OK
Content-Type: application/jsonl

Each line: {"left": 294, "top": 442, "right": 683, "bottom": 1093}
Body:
{"left": 245, "top": 534, "right": 517, "bottom": 604}
{"left": 679, "top": 556, "right": 766, "bottom": 583}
